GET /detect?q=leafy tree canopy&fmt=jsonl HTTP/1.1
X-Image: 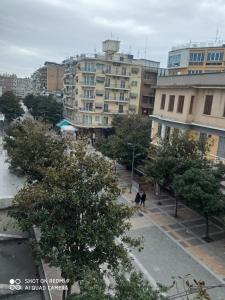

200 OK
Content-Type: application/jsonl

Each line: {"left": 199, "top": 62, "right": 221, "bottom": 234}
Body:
{"left": 24, "top": 94, "right": 63, "bottom": 125}
{"left": 145, "top": 131, "right": 210, "bottom": 188}
{"left": 66, "top": 269, "right": 168, "bottom": 300}
{"left": 96, "top": 114, "right": 152, "bottom": 168}
{"left": 0, "top": 91, "right": 24, "bottom": 121}
{"left": 11, "top": 141, "right": 141, "bottom": 298}
{"left": 4, "top": 120, "right": 66, "bottom": 180}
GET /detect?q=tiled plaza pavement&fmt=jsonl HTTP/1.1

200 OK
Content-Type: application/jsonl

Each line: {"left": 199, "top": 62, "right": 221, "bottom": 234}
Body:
{"left": 118, "top": 165, "right": 225, "bottom": 279}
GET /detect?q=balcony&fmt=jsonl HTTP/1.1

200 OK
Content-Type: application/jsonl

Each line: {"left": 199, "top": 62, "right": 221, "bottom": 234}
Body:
{"left": 103, "top": 110, "right": 128, "bottom": 114}
{"left": 80, "top": 67, "right": 96, "bottom": 73}
{"left": 105, "top": 69, "right": 130, "bottom": 77}
{"left": 80, "top": 81, "right": 96, "bottom": 87}
{"left": 80, "top": 95, "right": 95, "bottom": 100}
{"left": 104, "top": 97, "right": 129, "bottom": 103}
{"left": 105, "top": 84, "right": 129, "bottom": 90}
{"left": 79, "top": 108, "right": 96, "bottom": 113}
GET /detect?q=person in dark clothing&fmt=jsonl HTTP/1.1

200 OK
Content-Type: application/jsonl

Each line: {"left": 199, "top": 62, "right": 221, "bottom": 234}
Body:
{"left": 134, "top": 192, "right": 141, "bottom": 205}
{"left": 140, "top": 191, "right": 146, "bottom": 207}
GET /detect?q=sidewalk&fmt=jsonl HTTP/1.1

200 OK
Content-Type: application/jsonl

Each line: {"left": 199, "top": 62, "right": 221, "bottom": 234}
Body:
{"left": 117, "top": 164, "right": 225, "bottom": 281}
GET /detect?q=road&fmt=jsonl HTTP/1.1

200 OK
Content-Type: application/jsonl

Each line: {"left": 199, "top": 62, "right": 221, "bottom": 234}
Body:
{"left": 119, "top": 195, "right": 225, "bottom": 299}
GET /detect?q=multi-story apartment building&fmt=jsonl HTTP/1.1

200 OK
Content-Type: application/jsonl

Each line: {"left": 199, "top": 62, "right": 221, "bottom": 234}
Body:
{"left": 150, "top": 72, "right": 225, "bottom": 162}
{"left": 0, "top": 74, "right": 32, "bottom": 98}
{"left": 167, "top": 41, "right": 225, "bottom": 75}
{"left": 63, "top": 40, "right": 159, "bottom": 132}
{"left": 62, "top": 57, "right": 76, "bottom": 122}
{"left": 136, "top": 59, "right": 159, "bottom": 115}
{"left": 31, "top": 62, "right": 64, "bottom": 98}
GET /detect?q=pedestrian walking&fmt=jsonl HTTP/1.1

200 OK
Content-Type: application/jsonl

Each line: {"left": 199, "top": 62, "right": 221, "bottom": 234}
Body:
{"left": 140, "top": 191, "right": 146, "bottom": 207}
{"left": 134, "top": 192, "right": 141, "bottom": 206}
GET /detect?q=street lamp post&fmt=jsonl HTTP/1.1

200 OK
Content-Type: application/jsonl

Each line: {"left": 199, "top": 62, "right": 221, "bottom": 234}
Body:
{"left": 127, "top": 143, "right": 136, "bottom": 194}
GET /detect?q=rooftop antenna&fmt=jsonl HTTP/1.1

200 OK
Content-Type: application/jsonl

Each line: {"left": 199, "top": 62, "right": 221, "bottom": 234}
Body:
{"left": 215, "top": 26, "right": 219, "bottom": 42}
{"left": 128, "top": 45, "right": 132, "bottom": 54}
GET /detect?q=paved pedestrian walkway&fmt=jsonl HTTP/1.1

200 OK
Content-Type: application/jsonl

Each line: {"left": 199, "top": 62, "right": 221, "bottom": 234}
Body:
{"left": 117, "top": 164, "right": 225, "bottom": 281}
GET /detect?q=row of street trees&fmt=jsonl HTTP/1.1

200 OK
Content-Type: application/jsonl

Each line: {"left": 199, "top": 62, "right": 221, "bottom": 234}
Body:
{"left": 24, "top": 94, "right": 63, "bottom": 125}
{"left": 144, "top": 131, "right": 225, "bottom": 240}
{"left": 96, "top": 115, "right": 225, "bottom": 241}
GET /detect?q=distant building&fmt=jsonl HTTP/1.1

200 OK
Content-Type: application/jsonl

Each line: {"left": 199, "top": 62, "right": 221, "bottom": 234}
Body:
{"left": 31, "top": 61, "right": 64, "bottom": 99}
{"left": 0, "top": 74, "right": 32, "bottom": 99}
{"left": 150, "top": 72, "right": 225, "bottom": 163}
{"left": 62, "top": 40, "right": 160, "bottom": 133}
{"left": 167, "top": 41, "right": 225, "bottom": 75}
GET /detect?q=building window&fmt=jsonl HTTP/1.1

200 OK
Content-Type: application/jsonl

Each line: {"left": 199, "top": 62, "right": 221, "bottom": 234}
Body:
{"left": 168, "top": 95, "right": 175, "bottom": 112}
{"left": 177, "top": 95, "right": 185, "bottom": 113}
{"left": 96, "top": 63, "right": 105, "bottom": 70}
{"left": 131, "top": 67, "right": 139, "bottom": 74}
{"left": 168, "top": 54, "right": 181, "bottom": 68}
{"left": 105, "top": 90, "right": 109, "bottom": 100}
{"left": 119, "top": 104, "right": 123, "bottom": 113}
{"left": 223, "top": 104, "right": 225, "bottom": 117}
{"left": 121, "top": 80, "right": 126, "bottom": 88}
{"left": 160, "top": 94, "right": 166, "bottom": 110}
{"left": 95, "top": 116, "right": 100, "bottom": 122}
{"left": 84, "top": 89, "right": 94, "bottom": 99}
{"left": 120, "top": 57, "right": 124, "bottom": 62}
{"left": 189, "top": 96, "right": 194, "bottom": 114}
{"left": 189, "top": 52, "right": 205, "bottom": 62}
{"left": 203, "top": 95, "right": 213, "bottom": 115}
{"left": 104, "top": 103, "right": 109, "bottom": 112}
{"left": 131, "top": 80, "right": 137, "bottom": 86}
{"left": 105, "top": 78, "right": 110, "bottom": 87}
{"left": 120, "top": 92, "right": 124, "bottom": 101}
{"left": 102, "top": 116, "right": 108, "bottom": 125}
{"left": 121, "top": 67, "right": 126, "bottom": 75}
{"left": 207, "top": 52, "right": 224, "bottom": 61}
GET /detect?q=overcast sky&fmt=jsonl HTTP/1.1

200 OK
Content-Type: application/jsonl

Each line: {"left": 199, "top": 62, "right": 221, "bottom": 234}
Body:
{"left": 0, "top": 0, "right": 225, "bottom": 77}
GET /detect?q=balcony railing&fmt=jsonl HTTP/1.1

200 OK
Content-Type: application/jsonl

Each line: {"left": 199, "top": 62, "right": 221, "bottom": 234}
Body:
{"left": 105, "top": 84, "right": 129, "bottom": 90}
{"left": 80, "top": 67, "right": 96, "bottom": 73}
{"left": 80, "top": 81, "right": 96, "bottom": 87}
{"left": 80, "top": 95, "right": 95, "bottom": 100}
{"left": 105, "top": 69, "right": 130, "bottom": 77}
{"left": 104, "top": 97, "right": 129, "bottom": 102}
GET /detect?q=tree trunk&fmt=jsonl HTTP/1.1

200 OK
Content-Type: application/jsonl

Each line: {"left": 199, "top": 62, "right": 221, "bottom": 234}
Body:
{"left": 174, "top": 198, "right": 178, "bottom": 218}
{"left": 155, "top": 182, "right": 160, "bottom": 199}
{"left": 62, "top": 290, "right": 66, "bottom": 300}
{"left": 205, "top": 213, "right": 209, "bottom": 240}
{"left": 67, "top": 282, "right": 72, "bottom": 297}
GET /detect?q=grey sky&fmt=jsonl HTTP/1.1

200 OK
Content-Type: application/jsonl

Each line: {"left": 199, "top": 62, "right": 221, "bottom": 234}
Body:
{"left": 0, "top": 0, "right": 225, "bottom": 77}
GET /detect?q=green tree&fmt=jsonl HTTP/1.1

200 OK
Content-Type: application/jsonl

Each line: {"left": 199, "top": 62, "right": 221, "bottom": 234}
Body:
{"left": 145, "top": 131, "right": 209, "bottom": 217}
{"left": 24, "top": 94, "right": 63, "bottom": 125}
{"left": 11, "top": 141, "right": 141, "bottom": 299}
{"left": 66, "top": 270, "right": 168, "bottom": 300}
{"left": 97, "top": 114, "right": 151, "bottom": 168}
{"left": 173, "top": 168, "right": 225, "bottom": 240}
{"left": 0, "top": 91, "right": 24, "bottom": 121}
{"left": 24, "top": 94, "right": 36, "bottom": 110}
{"left": 4, "top": 120, "right": 66, "bottom": 180}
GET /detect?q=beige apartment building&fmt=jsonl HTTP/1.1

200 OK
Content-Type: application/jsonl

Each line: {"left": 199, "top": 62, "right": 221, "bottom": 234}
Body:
{"left": 63, "top": 40, "right": 159, "bottom": 132}
{"left": 167, "top": 41, "right": 225, "bottom": 75}
{"left": 32, "top": 61, "right": 64, "bottom": 97}
{"left": 150, "top": 72, "right": 225, "bottom": 162}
